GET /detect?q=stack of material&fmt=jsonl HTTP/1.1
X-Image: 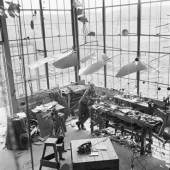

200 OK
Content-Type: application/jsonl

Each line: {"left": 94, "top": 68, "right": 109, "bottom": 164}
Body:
{"left": 152, "top": 136, "right": 170, "bottom": 167}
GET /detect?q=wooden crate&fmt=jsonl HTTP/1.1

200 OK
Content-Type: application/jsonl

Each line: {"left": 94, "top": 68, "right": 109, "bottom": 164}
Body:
{"left": 71, "top": 138, "right": 119, "bottom": 170}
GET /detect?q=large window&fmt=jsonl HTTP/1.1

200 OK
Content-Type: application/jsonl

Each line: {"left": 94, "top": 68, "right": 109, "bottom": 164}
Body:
{"left": 2, "top": 0, "right": 170, "bottom": 100}
{"left": 4, "top": 0, "right": 74, "bottom": 98}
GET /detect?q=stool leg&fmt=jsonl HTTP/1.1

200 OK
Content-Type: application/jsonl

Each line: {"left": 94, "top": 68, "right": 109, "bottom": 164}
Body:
{"left": 53, "top": 145, "right": 60, "bottom": 169}
{"left": 39, "top": 145, "right": 46, "bottom": 170}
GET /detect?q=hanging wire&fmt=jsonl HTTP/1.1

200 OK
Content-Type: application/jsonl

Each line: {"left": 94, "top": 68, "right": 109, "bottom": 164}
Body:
{"left": 111, "top": 0, "right": 114, "bottom": 89}
{"left": 88, "top": 0, "right": 93, "bottom": 82}
{"left": 20, "top": 0, "right": 33, "bottom": 96}
{"left": 62, "top": 0, "right": 71, "bottom": 83}
{"left": 147, "top": 0, "right": 152, "bottom": 98}
{"left": 157, "top": 1, "right": 162, "bottom": 99}
{"left": 48, "top": 0, "right": 57, "bottom": 87}
{"left": 55, "top": 0, "right": 63, "bottom": 86}
{"left": 94, "top": 0, "right": 99, "bottom": 85}
{"left": 29, "top": 0, "right": 41, "bottom": 92}
{"left": 15, "top": 16, "right": 25, "bottom": 97}
{"left": 119, "top": 0, "right": 122, "bottom": 90}
{"left": 128, "top": 0, "right": 130, "bottom": 92}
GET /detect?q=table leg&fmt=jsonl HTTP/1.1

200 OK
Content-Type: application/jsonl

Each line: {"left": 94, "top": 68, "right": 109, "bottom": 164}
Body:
{"left": 140, "top": 128, "right": 146, "bottom": 155}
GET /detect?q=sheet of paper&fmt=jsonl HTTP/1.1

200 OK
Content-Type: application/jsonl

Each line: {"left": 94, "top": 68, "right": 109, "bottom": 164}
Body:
{"left": 90, "top": 151, "right": 99, "bottom": 156}
{"left": 95, "top": 145, "right": 107, "bottom": 151}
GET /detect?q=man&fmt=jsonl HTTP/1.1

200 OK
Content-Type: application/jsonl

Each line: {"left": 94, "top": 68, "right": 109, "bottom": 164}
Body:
{"left": 76, "top": 83, "right": 96, "bottom": 130}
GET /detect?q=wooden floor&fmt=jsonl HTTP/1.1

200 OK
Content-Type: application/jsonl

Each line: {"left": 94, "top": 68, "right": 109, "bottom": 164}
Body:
{"left": 0, "top": 118, "right": 169, "bottom": 170}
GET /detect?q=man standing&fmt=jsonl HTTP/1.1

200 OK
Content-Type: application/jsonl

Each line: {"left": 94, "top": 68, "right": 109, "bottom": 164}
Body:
{"left": 76, "top": 83, "right": 96, "bottom": 130}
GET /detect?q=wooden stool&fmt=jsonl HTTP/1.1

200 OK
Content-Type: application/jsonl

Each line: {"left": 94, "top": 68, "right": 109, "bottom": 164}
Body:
{"left": 39, "top": 138, "right": 60, "bottom": 170}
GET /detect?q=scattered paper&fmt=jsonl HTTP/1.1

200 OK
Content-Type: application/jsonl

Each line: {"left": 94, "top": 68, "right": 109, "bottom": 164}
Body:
{"left": 90, "top": 151, "right": 99, "bottom": 156}
{"left": 95, "top": 145, "right": 107, "bottom": 151}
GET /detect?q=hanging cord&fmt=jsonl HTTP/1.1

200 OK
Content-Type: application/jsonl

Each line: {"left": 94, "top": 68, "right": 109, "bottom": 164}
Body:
{"left": 48, "top": 0, "right": 56, "bottom": 86}
{"left": 20, "top": 0, "right": 33, "bottom": 96}
{"left": 56, "top": 0, "right": 63, "bottom": 86}
{"left": 14, "top": 16, "right": 25, "bottom": 96}
{"left": 111, "top": 0, "right": 115, "bottom": 89}
{"left": 29, "top": 0, "right": 41, "bottom": 91}
{"left": 128, "top": 0, "right": 130, "bottom": 92}
{"left": 88, "top": 0, "right": 93, "bottom": 82}
{"left": 156, "top": 1, "right": 162, "bottom": 99}
{"left": 62, "top": 0, "right": 71, "bottom": 83}
{"left": 119, "top": 0, "right": 122, "bottom": 90}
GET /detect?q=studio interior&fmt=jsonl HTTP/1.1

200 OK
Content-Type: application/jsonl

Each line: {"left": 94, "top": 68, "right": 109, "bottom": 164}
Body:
{"left": 0, "top": 0, "right": 170, "bottom": 170}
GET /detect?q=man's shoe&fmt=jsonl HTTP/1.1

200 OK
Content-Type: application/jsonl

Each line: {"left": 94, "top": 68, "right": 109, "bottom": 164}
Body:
{"left": 76, "top": 122, "right": 81, "bottom": 130}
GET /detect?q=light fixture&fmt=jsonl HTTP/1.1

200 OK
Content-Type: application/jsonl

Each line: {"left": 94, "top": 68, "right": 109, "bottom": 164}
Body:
{"left": 79, "top": 53, "right": 109, "bottom": 76}
{"left": 28, "top": 50, "right": 78, "bottom": 69}
{"left": 53, "top": 51, "right": 78, "bottom": 69}
{"left": 116, "top": 59, "right": 147, "bottom": 78}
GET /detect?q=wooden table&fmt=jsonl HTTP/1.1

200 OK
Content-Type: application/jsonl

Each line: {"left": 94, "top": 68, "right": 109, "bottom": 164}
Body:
{"left": 71, "top": 138, "right": 119, "bottom": 170}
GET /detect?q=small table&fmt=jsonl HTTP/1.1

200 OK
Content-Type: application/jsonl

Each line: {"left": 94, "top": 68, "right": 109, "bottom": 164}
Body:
{"left": 71, "top": 138, "right": 119, "bottom": 170}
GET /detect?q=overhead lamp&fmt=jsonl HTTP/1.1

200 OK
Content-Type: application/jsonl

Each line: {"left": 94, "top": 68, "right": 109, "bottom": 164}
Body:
{"left": 116, "top": 58, "right": 147, "bottom": 78}
{"left": 28, "top": 50, "right": 78, "bottom": 69}
{"left": 79, "top": 53, "right": 109, "bottom": 76}
{"left": 53, "top": 51, "right": 78, "bottom": 69}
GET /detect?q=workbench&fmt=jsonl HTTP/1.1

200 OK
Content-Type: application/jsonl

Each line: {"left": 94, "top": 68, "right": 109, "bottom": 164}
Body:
{"left": 71, "top": 137, "right": 119, "bottom": 170}
{"left": 90, "top": 102, "right": 162, "bottom": 155}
